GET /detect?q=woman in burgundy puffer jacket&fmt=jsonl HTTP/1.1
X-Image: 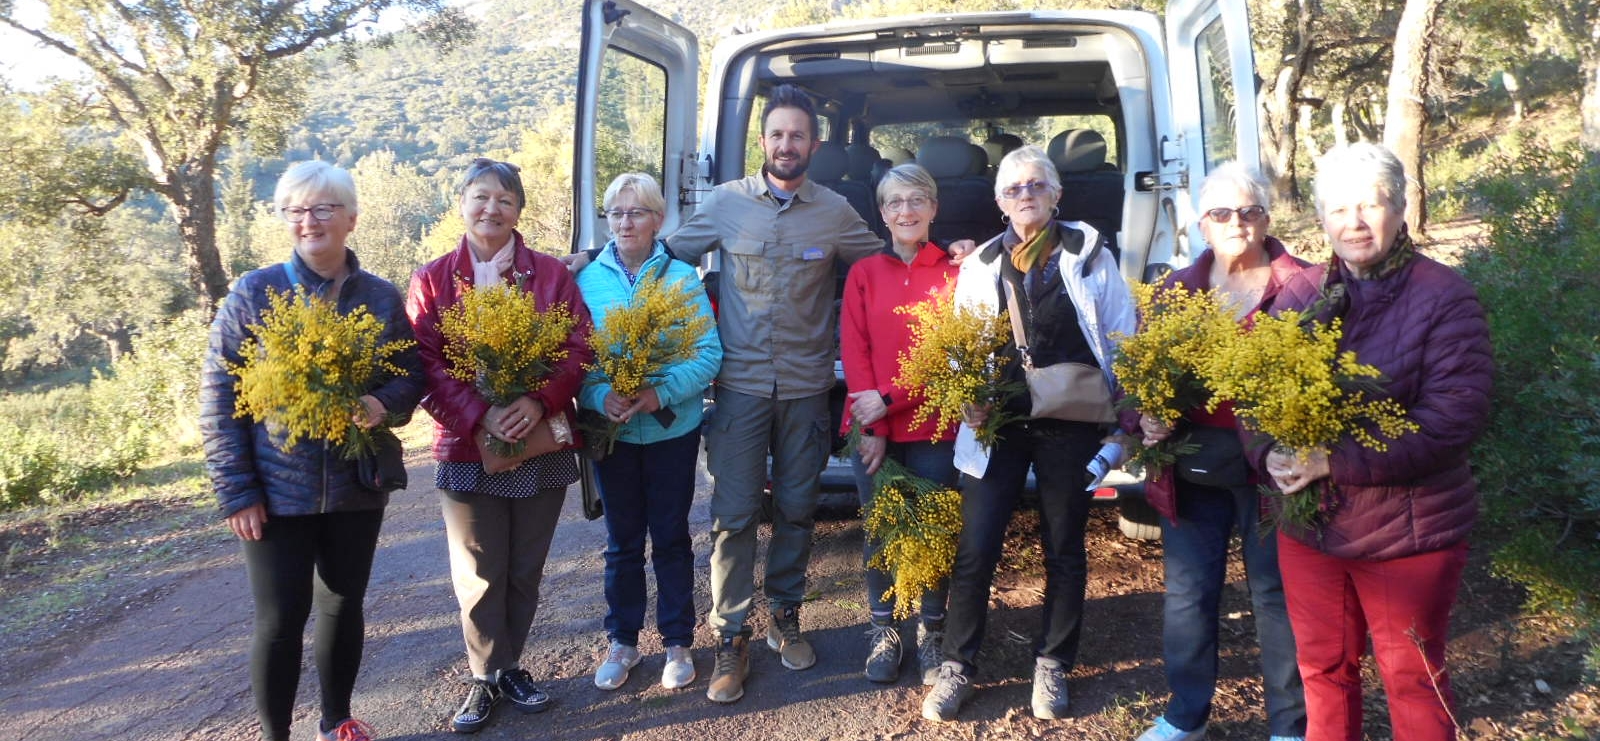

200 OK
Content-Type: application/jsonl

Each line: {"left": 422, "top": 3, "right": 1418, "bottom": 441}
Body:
{"left": 1261, "top": 142, "right": 1494, "bottom": 741}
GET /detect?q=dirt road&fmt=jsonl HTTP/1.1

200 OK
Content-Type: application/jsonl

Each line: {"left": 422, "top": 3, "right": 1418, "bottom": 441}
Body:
{"left": 0, "top": 449, "right": 1216, "bottom": 741}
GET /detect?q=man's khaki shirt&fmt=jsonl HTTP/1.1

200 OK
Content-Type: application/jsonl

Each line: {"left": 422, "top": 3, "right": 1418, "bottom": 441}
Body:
{"left": 669, "top": 175, "right": 882, "bottom": 399}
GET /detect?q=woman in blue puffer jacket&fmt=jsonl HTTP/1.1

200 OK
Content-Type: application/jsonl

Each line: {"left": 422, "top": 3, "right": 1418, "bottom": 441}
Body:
{"left": 200, "top": 161, "right": 424, "bottom": 741}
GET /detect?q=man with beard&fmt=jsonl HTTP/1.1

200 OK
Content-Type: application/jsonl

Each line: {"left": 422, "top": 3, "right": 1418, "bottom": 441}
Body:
{"left": 666, "top": 84, "right": 882, "bottom": 704}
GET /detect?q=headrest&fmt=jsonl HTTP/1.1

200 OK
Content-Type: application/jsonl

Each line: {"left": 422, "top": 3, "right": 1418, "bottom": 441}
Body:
{"left": 917, "top": 136, "right": 976, "bottom": 179}
{"left": 965, "top": 143, "right": 989, "bottom": 176}
{"left": 881, "top": 146, "right": 914, "bottom": 166}
{"left": 810, "top": 141, "right": 848, "bottom": 182}
{"left": 986, "top": 132, "right": 1024, "bottom": 154}
{"left": 845, "top": 143, "right": 880, "bottom": 181}
{"left": 981, "top": 141, "right": 1006, "bottom": 169}
{"left": 1048, "top": 129, "right": 1107, "bottom": 173}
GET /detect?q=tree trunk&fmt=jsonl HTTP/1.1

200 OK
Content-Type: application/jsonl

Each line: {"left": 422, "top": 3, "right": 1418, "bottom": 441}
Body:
{"left": 171, "top": 167, "right": 231, "bottom": 313}
{"left": 1583, "top": 47, "right": 1600, "bottom": 156}
{"left": 1260, "top": 0, "right": 1319, "bottom": 207}
{"left": 1383, "top": 0, "right": 1444, "bottom": 236}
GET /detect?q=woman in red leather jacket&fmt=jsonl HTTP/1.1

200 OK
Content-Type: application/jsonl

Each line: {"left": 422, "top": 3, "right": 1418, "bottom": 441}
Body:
{"left": 406, "top": 158, "right": 593, "bottom": 734}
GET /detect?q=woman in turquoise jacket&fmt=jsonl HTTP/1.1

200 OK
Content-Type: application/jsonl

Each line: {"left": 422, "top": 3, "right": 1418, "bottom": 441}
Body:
{"left": 577, "top": 172, "right": 722, "bottom": 693}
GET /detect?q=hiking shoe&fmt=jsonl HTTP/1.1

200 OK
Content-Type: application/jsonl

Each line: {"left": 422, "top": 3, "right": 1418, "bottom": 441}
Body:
{"left": 497, "top": 667, "right": 550, "bottom": 714}
{"left": 916, "top": 621, "right": 945, "bottom": 686}
{"left": 1136, "top": 716, "right": 1207, "bottom": 741}
{"left": 765, "top": 604, "right": 816, "bottom": 670}
{"left": 863, "top": 620, "right": 902, "bottom": 683}
{"left": 662, "top": 645, "right": 696, "bottom": 689}
{"left": 317, "top": 718, "right": 375, "bottom": 741}
{"left": 1031, "top": 657, "right": 1070, "bottom": 719}
{"left": 594, "top": 641, "right": 642, "bottom": 690}
{"left": 450, "top": 679, "right": 500, "bottom": 734}
{"left": 706, "top": 634, "right": 749, "bottom": 703}
{"left": 920, "top": 661, "right": 973, "bottom": 722}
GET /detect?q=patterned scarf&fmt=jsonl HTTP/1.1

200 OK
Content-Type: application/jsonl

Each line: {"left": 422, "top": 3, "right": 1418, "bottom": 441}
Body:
{"left": 1009, "top": 220, "right": 1059, "bottom": 274}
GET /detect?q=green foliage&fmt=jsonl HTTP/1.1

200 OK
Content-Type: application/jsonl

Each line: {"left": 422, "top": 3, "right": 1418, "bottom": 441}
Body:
{"left": 1460, "top": 140, "right": 1600, "bottom": 671}
{"left": 349, "top": 149, "right": 444, "bottom": 288}
{"left": 0, "top": 313, "right": 207, "bottom": 511}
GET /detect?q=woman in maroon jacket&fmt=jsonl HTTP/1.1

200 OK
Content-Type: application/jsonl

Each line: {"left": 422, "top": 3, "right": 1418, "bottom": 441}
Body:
{"left": 406, "top": 159, "right": 593, "bottom": 734}
{"left": 839, "top": 163, "right": 960, "bottom": 686}
{"left": 1262, "top": 142, "right": 1493, "bottom": 741}
{"left": 1134, "top": 162, "right": 1308, "bottom": 741}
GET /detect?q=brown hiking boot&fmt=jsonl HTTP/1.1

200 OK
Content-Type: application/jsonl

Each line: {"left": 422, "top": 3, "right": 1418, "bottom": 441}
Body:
{"left": 765, "top": 604, "right": 816, "bottom": 670}
{"left": 706, "top": 634, "right": 749, "bottom": 703}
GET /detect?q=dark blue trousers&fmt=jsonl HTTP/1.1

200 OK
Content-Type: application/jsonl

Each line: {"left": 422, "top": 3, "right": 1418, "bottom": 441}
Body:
{"left": 594, "top": 429, "right": 700, "bottom": 647}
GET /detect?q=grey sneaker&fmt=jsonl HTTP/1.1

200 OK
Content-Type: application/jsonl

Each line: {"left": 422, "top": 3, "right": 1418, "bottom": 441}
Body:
{"left": 1031, "top": 657, "right": 1070, "bottom": 719}
{"left": 920, "top": 661, "right": 973, "bottom": 722}
{"left": 863, "top": 620, "right": 902, "bottom": 683}
{"left": 594, "top": 640, "right": 641, "bottom": 690}
{"left": 766, "top": 605, "right": 816, "bottom": 670}
{"left": 915, "top": 621, "right": 945, "bottom": 686}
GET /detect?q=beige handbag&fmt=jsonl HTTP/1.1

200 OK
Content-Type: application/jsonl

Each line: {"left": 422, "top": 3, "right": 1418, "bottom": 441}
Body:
{"left": 1002, "top": 280, "right": 1116, "bottom": 424}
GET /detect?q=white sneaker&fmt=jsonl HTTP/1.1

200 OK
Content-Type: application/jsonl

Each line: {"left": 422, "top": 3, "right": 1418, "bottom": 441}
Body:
{"left": 1136, "top": 716, "right": 1207, "bottom": 741}
{"left": 594, "top": 641, "right": 641, "bottom": 690}
{"left": 661, "top": 645, "right": 696, "bottom": 689}
{"left": 1267, "top": 736, "right": 1304, "bottom": 741}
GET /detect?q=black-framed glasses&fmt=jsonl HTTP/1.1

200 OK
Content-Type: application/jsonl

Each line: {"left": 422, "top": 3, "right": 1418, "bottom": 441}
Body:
{"left": 999, "top": 180, "right": 1052, "bottom": 200}
{"left": 883, "top": 195, "right": 932, "bottom": 212}
{"left": 1204, "top": 205, "right": 1268, "bottom": 224}
{"left": 605, "top": 208, "right": 656, "bottom": 222}
{"left": 279, "top": 204, "right": 345, "bottom": 223}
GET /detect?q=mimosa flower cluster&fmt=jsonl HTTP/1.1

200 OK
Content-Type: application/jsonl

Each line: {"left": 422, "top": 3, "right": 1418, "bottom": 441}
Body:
{"left": 1111, "top": 281, "right": 1240, "bottom": 478}
{"left": 850, "top": 428, "right": 964, "bottom": 620}
{"left": 439, "top": 281, "right": 577, "bottom": 455}
{"left": 1195, "top": 309, "right": 1419, "bottom": 527}
{"left": 893, "top": 289, "right": 1020, "bottom": 447}
{"left": 228, "top": 288, "right": 414, "bottom": 459}
{"left": 584, "top": 273, "right": 713, "bottom": 450}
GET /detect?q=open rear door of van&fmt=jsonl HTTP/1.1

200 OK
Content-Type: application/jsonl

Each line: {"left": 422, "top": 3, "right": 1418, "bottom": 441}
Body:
{"left": 1165, "top": 0, "right": 1260, "bottom": 250}
{"left": 573, "top": 0, "right": 699, "bottom": 255}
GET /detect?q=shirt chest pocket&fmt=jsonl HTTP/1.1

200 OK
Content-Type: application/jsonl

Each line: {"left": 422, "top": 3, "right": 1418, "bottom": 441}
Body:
{"left": 726, "top": 239, "right": 770, "bottom": 293}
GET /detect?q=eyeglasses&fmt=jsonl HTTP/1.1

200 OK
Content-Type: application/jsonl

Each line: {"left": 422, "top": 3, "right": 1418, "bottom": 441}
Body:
{"left": 883, "top": 195, "right": 932, "bottom": 213}
{"left": 279, "top": 204, "right": 345, "bottom": 223}
{"left": 1204, "top": 205, "right": 1268, "bottom": 224}
{"left": 999, "top": 180, "right": 1052, "bottom": 200}
{"left": 605, "top": 208, "right": 656, "bottom": 222}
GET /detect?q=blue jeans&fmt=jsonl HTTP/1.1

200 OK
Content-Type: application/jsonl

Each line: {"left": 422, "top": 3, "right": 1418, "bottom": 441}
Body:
{"left": 594, "top": 429, "right": 701, "bottom": 648}
{"left": 851, "top": 439, "right": 958, "bottom": 619}
{"left": 1160, "top": 481, "right": 1306, "bottom": 736}
{"left": 943, "top": 420, "right": 1101, "bottom": 671}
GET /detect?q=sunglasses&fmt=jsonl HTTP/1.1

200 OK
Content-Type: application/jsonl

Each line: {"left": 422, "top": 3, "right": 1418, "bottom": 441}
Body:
{"left": 1204, "top": 205, "right": 1268, "bottom": 224}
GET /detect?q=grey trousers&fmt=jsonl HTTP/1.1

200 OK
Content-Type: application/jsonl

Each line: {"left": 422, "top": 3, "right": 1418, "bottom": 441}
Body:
{"left": 440, "top": 487, "right": 567, "bottom": 677}
{"left": 704, "top": 388, "right": 832, "bottom": 637}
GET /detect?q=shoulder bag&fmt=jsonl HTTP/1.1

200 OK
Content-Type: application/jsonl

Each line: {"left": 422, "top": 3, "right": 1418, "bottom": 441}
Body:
{"left": 355, "top": 428, "right": 408, "bottom": 493}
{"left": 1002, "top": 279, "right": 1116, "bottom": 424}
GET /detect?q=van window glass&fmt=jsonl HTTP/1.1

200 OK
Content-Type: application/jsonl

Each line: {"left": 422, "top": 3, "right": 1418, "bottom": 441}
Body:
{"left": 1195, "top": 16, "right": 1237, "bottom": 170}
{"left": 869, "top": 116, "right": 1119, "bottom": 170}
{"left": 596, "top": 50, "right": 667, "bottom": 207}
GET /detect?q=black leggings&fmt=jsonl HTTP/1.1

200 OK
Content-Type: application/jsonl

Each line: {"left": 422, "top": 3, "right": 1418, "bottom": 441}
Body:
{"left": 241, "top": 509, "right": 384, "bottom": 741}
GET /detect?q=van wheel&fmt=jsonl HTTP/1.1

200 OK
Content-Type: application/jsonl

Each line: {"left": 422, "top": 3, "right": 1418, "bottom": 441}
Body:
{"left": 1118, "top": 496, "right": 1162, "bottom": 541}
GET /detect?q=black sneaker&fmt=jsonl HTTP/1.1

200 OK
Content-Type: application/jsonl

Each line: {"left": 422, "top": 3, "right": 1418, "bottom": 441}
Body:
{"left": 497, "top": 667, "right": 551, "bottom": 714}
{"left": 451, "top": 679, "right": 499, "bottom": 734}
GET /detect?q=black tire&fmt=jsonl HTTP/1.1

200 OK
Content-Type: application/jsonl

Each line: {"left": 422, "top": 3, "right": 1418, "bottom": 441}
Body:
{"left": 1117, "top": 495, "right": 1162, "bottom": 541}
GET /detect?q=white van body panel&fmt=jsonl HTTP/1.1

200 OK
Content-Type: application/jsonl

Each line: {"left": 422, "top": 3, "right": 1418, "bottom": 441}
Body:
{"left": 575, "top": 0, "right": 1258, "bottom": 282}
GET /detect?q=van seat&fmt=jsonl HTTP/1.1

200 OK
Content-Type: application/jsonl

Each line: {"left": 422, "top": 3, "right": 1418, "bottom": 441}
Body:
{"left": 1048, "top": 129, "right": 1123, "bottom": 235}
{"left": 917, "top": 136, "right": 1005, "bottom": 245}
{"left": 813, "top": 141, "right": 883, "bottom": 237}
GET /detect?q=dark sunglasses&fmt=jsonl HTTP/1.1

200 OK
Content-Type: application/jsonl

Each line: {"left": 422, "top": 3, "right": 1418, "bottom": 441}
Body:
{"left": 1204, "top": 205, "right": 1268, "bottom": 224}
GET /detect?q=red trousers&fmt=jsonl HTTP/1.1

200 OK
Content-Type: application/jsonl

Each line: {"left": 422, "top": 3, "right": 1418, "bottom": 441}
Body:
{"left": 1277, "top": 534, "right": 1468, "bottom": 741}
